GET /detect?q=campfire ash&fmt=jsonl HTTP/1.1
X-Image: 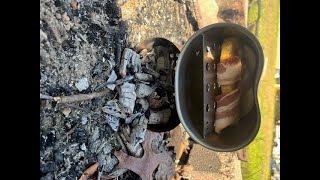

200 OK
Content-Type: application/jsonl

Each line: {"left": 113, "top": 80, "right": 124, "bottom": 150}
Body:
{"left": 102, "top": 46, "right": 177, "bottom": 130}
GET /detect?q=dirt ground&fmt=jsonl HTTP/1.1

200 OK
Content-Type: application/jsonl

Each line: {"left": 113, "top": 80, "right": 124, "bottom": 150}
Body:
{"left": 40, "top": 0, "right": 246, "bottom": 179}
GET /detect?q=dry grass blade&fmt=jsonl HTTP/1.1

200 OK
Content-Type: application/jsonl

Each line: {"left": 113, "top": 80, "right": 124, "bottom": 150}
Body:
{"left": 79, "top": 162, "right": 99, "bottom": 180}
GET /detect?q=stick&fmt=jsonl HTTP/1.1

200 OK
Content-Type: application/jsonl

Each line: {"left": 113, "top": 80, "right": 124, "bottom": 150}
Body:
{"left": 115, "top": 133, "right": 128, "bottom": 154}
{"left": 40, "top": 93, "right": 54, "bottom": 100}
{"left": 40, "top": 90, "right": 109, "bottom": 104}
{"left": 95, "top": 76, "right": 134, "bottom": 91}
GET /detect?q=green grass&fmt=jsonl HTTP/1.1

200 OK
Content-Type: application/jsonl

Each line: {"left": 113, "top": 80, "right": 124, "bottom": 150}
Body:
{"left": 247, "top": 3, "right": 259, "bottom": 25}
{"left": 241, "top": 0, "right": 280, "bottom": 179}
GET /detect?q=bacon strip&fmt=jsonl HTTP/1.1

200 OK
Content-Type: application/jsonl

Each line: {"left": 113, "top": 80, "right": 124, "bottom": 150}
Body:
{"left": 217, "top": 56, "right": 242, "bottom": 85}
{"left": 214, "top": 88, "right": 240, "bottom": 134}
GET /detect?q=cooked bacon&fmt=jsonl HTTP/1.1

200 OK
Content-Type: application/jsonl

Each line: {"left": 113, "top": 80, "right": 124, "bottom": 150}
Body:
{"left": 214, "top": 88, "right": 240, "bottom": 134}
{"left": 217, "top": 56, "right": 242, "bottom": 85}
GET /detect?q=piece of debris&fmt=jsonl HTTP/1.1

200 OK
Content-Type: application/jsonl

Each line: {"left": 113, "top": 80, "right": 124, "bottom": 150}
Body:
{"left": 70, "top": 0, "right": 80, "bottom": 10}
{"left": 61, "top": 107, "right": 72, "bottom": 117}
{"left": 102, "top": 100, "right": 127, "bottom": 119}
{"left": 236, "top": 148, "right": 247, "bottom": 162}
{"left": 62, "top": 12, "right": 70, "bottom": 24}
{"left": 79, "top": 162, "right": 99, "bottom": 180}
{"left": 106, "top": 115, "right": 120, "bottom": 131}
{"left": 75, "top": 78, "right": 89, "bottom": 92}
{"left": 80, "top": 143, "right": 87, "bottom": 151}
{"left": 135, "top": 73, "right": 153, "bottom": 81}
{"left": 167, "top": 125, "right": 190, "bottom": 162}
{"left": 107, "top": 70, "right": 118, "bottom": 90}
{"left": 114, "top": 130, "right": 175, "bottom": 180}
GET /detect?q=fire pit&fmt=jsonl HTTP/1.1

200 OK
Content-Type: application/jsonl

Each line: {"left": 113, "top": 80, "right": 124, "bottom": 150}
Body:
{"left": 134, "top": 38, "right": 181, "bottom": 132}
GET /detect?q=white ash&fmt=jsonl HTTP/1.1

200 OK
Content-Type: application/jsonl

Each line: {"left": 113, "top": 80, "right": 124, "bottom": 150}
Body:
{"left": 119, "top": 48, "right": 132, "bottom": 77}
{"left": 40, "top": 29, "right": 48, "bottom": 42}
{"left": 40, "top": 49, "right": 50, "bottom": 62}
{"left": 135, "top": 73, "right": 153, "bottom": 81}
{"left": 135, "top": 83, "right": 154, "bottom": 98}
{"left": 81, "top": 116, "right": 88, "bottom": 125}
{"left": 89, "top": 127, "right": 101, "bottom": 153}
{"left": 90, "top": 127, "right": 100, "bottom": 144}
{"left": 80, "top": 143, "right": 87, "bottom": 151}
{"left": 131, "top": 51, "right": 142, "bottom": 73}
{"left": 106, "top": 70, "right": 118, "bottom": 90}
{"left": 106, "top": 115, "right": 120, "bottom": 131}
{"left": 119, "top": 82, "right": 136, "bottom": 114}
{"left": 148, "top": 109, "right": 171, "bottom": 124}
{"left": 119, "top": 48, "right": 141, "bottom": 77}
{"left": 75, "top": 77, "right": 89, "bottom": 92}
{"left": 102, "top": 100, "right": 127, "bottom": 119}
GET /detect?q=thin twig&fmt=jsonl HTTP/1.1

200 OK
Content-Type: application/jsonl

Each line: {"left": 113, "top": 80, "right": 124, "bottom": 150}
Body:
{"left": 40, "top": 90, "right": 109, "bottom": 104}
{"left": 112, "top": 92, "right": 118, "bottom": 100}
{"left": 95, "top": 76, "right": 134, "bottom": 91}
{"left": 62, "top": 124, "right": 78, "bottom": 140}
{"left": 60, "top": 103, "right": 90, "bottom": 113}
